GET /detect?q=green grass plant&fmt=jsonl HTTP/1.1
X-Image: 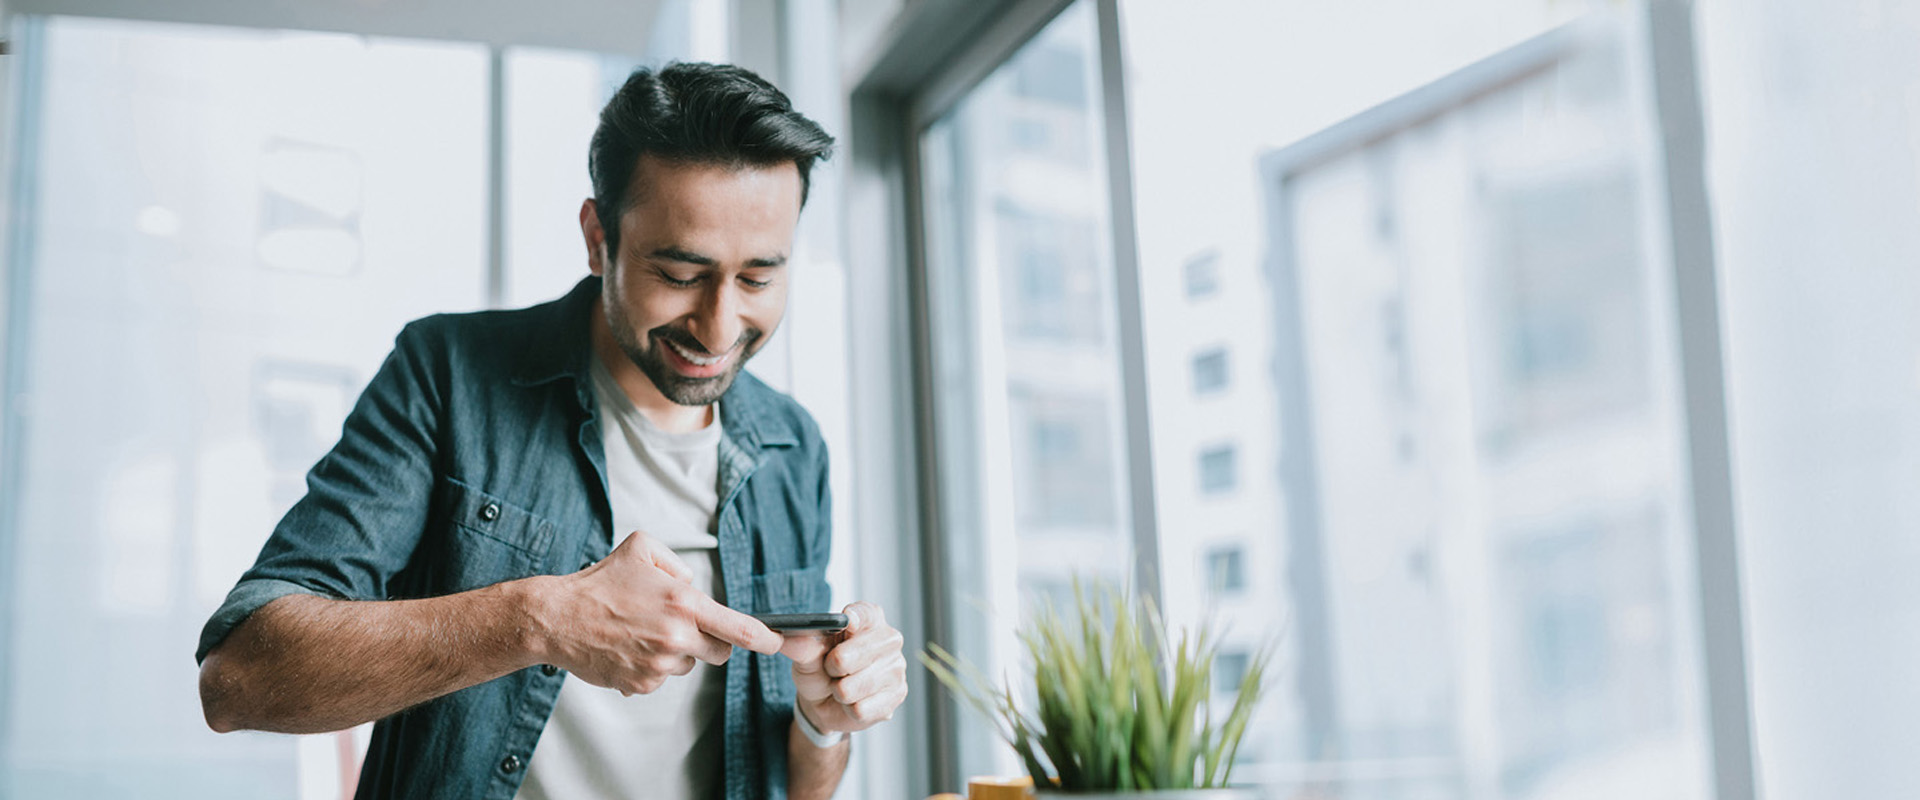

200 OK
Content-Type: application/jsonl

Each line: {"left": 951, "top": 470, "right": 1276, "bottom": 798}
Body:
{"left": 922, "top": 580, "right": 1273, "bottom": 792}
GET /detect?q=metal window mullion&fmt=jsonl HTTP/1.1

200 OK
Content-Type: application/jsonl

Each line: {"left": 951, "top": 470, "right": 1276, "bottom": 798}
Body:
{"left": 0, "top": 13, "right": 49, "bottom": 780}
{"left": 1092, "top": 0, "right": 1163, "bottom": 612}
{"left": 486, "top": 45, "right": 507, "bottom": 309}
{"left": 1644, "top": 3, "right": 1757, "bottom": 799}
{"left": 896, "top": 87, "right": 962, "bottom": 796}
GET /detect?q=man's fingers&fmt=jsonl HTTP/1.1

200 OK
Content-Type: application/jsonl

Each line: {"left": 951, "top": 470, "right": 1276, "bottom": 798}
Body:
{"left": 833, "top": 652, "right": 908, "bottom": 704}
{"left": 791, "top": 667, "right": 834, "bottom": 702}
{"left": 626, "top": 530, "right": 696, "bottom": 584}
{"left": 780, "top": 633, "right": 833, "bottom": 667}
{"left": 648, "top": 547, "right": 697, "bottom": 585}
{"left": 824, "top": 622, "right": 905, "bottom": 678}
{"left": 691, "top": 631, "right": 736, "bottom": 666}
{"left": 851, "top": 683, "right": 909, "bottom": 724}
{"left": 691, "top": 599, "right": 783, "bottom": 655}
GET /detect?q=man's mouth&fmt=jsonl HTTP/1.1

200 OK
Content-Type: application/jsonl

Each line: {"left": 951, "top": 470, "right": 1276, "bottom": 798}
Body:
{"left": 660, "top": 336, "right": 735, "bottom": 378}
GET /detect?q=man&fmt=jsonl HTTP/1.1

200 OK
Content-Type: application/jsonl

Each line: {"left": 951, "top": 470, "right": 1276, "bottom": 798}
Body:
{"left": 195, "top": 62, "right": 906, "bottom": 800}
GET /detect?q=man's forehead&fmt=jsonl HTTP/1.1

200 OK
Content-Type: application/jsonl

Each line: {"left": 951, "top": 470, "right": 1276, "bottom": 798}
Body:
{"left": 623, "top": 155, "right": 803, "bottom": 208}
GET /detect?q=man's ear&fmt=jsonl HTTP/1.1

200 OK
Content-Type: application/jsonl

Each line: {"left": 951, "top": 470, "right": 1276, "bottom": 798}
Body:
{"left": 580, "top": 199, "right": 607, "bottom": 276}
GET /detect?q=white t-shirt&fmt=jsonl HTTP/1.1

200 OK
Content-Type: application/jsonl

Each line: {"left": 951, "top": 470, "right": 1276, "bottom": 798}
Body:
{"left": 515, "top": 357, "right": 726, "bottom": 800}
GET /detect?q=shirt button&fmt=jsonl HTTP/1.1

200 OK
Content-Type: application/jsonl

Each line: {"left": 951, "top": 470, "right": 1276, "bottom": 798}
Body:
{"left": 501, "top": 754, "right": 522, "bottom": 773}
{"left": 541, "top": 664, "right": 558, "bottom": 676}
{"left": 580, "top": 559, "right": 596, "bottom": 571}
{"left": 478, "top": 502, "right": 500, "bottom": 522}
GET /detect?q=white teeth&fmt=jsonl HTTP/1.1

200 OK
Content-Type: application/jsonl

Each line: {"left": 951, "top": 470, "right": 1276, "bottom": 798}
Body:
{"left": 668, "top": 339, "right": 727, "bottom": 367}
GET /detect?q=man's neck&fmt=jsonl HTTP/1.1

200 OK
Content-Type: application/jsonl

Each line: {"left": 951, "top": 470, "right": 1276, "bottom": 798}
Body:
{"left": 590, "top": 306, "right": 715, "bottom": 434}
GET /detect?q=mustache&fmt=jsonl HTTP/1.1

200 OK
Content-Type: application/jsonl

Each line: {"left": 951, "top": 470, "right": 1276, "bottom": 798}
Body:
{"left": 649, "top": 326, "right": 759, "bottom": 356}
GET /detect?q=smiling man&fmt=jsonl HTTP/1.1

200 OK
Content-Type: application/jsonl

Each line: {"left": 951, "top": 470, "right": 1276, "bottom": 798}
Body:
{"left": 194, "top": 63, "right": 906, "bottom": 800}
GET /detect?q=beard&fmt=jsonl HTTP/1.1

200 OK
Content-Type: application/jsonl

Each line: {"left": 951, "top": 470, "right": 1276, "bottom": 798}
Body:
{"left": 604, "top": 294, "right": 763, "bottom": 407}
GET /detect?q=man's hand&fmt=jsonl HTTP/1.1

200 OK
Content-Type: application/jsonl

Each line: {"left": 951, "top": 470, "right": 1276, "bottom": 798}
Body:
{"left": 782, "top": 601, "right": 908, "bottom": 733}
{"left": 539, "top": 530, "right": 784, "bottom": 695}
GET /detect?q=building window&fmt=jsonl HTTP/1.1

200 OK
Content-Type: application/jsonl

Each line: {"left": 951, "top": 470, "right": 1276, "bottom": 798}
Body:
{"left": 1214, "top": 649, "right": 1251, "bottom": 694}
{"left": 1207, "top": 546, "right": 1246, "bottom": 595}
{"left": 1199, "top": 445, "right": 1237, "bottom": 494}
{"left": 1192, "top": 348, "right": 1230, "bottom": 395}
{"left": 1184, "top": 249, "right": 1220, "bottom": 298}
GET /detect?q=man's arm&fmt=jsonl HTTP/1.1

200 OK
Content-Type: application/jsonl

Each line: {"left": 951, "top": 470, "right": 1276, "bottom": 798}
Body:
{"left": 788, "top": 714, "right": 852, "bottom": 800}
{"left": 200, "top": 529, "right": 784, "bottom": 734}
{"left": 200, "top": 579, "right": 546, "bottom": 734}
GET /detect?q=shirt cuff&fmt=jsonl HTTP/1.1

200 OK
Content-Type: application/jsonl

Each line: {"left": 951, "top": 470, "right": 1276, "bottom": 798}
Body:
{"left": 793, "top": 702, "right": 846, "bottom": 748}
{"left": 196, "top": 577, "right": 329, "bottom": 664}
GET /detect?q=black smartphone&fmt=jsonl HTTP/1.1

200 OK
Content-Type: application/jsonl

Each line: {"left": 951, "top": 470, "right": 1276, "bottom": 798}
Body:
{"left": 753, "top": 612, "right": 850, "bottom": 633}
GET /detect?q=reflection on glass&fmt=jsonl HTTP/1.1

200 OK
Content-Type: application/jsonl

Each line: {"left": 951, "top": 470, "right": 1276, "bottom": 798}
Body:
{"left": 917, "top": 0, "right": 1129, "bottom": 780}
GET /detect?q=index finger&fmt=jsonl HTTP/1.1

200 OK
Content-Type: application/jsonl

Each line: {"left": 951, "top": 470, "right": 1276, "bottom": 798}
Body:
{"left": 691, "top": 599, "right": 784, "bottom": 655}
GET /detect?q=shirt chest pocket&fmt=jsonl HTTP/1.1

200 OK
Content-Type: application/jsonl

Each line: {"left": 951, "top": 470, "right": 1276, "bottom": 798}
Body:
{"left": 747, "top": 565, "right": 829, "bottom": 615}
{"left": 433, "top": 476, "right": 557, "bottom": 592}
{"left": 751, "top": 565, "right": 830, "bottom": 709}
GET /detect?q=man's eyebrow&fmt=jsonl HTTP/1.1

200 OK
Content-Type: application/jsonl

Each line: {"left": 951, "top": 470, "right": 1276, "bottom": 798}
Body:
{"left": 648, "top": 246, "right": 717, "bottom": 266}
{"left": 647, "top": 247, "right": 787, "bottom": 269}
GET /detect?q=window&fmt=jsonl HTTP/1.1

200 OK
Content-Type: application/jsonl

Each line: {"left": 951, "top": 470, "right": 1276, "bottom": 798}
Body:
{"left": 0, "top": 18, "right": 488, "bottom": 795}
{"left": 1214, "top": 650, "right": 1252, "bottom": 695}
{"left": 1119, "top": 2, "right": 1716, "bottom": 796}
{"left": 1191, "top": 347, "right": 1230, "bottom": 395}
{"left": 1198, "top": 445, "right": 1237, "bottom": 494}
{"left": 1013, "top": 392, "right": 1119, "bottom": 528}
{"left": 1183, "top": 249, "right": 1220, "bottom": 298}
{"left": 1206, "top": 546, "right": 1246, "bottom": 595}
{"left": 915, "top": 2, "right": 1132, "bottom": 779}
{"left": 898, "top": 1, "right": 1735, "bottom": 797}
{"left": 1001, "top": 208, "right": 1105, "bottom": 343}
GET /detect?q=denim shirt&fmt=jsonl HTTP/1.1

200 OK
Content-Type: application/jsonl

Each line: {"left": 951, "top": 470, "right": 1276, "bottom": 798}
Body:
{"left": 196, "top": 276, "right": 833, "bottom": 800}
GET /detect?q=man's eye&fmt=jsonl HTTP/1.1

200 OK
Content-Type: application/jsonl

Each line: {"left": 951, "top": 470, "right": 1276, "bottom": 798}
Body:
{"left": 660, "top": 273, "right": 701, "bottom": 288}
{"left": 740, "top": 276, "right": 773, "bottom": 289}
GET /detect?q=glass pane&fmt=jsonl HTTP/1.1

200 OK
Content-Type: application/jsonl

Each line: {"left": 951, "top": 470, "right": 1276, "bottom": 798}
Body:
{"left": 916, "top": 0, "right": 1127, "bottom": 779}
{"left": 502, "top": 47, "right": 639, "bottom": 309}
{"left": 2, "top": 16, "right": 487, "bottom": 798}
{"left": 1120, "top": 2, "right": 1713, "bottom": 799}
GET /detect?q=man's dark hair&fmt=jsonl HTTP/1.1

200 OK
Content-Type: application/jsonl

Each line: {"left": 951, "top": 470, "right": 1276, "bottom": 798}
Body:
{"left": 589, "top": 61, "right": 835, "bottom": 258}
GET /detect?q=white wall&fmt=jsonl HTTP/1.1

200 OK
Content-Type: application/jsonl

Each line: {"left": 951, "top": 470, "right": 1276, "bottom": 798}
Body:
{"left": 1695, "top": 1, "right": 1920, "bottom": 797}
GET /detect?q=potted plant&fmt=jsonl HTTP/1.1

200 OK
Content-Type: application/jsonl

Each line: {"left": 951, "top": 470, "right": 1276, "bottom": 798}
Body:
{"left": 923, "top": 581, "right": 1273, "bottom": 797}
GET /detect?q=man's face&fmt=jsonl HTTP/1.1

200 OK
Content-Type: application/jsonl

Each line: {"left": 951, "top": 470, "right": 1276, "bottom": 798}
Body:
{"left": 586, "top": 156, "right": 802, "bottom": 406}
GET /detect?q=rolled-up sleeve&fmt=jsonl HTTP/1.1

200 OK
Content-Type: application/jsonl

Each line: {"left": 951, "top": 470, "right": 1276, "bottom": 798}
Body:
{"left": 196, "top": 320, "right": 445, "bottom": 664}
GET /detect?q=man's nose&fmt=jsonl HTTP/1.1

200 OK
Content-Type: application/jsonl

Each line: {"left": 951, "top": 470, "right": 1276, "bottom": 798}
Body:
{"left": 689, "top": 281, "right": 744, "bottom": 353}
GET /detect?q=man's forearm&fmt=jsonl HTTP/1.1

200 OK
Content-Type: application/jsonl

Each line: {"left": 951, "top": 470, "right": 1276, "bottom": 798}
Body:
{"left": 199, "top": 577, "right": 557, "bottom": 734}
{"left": 788, "top": 719, "right": 851, "bottom": 800}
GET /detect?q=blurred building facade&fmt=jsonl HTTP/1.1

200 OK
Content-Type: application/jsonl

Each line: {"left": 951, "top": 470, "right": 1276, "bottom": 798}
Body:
{"left": 1252, "top": 20, "right": 1708, "bottom": 797}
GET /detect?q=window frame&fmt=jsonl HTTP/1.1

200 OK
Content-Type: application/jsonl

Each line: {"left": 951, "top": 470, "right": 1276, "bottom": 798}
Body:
{"left": 849, "top": 0, "right": 1160, "bottom": 789}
